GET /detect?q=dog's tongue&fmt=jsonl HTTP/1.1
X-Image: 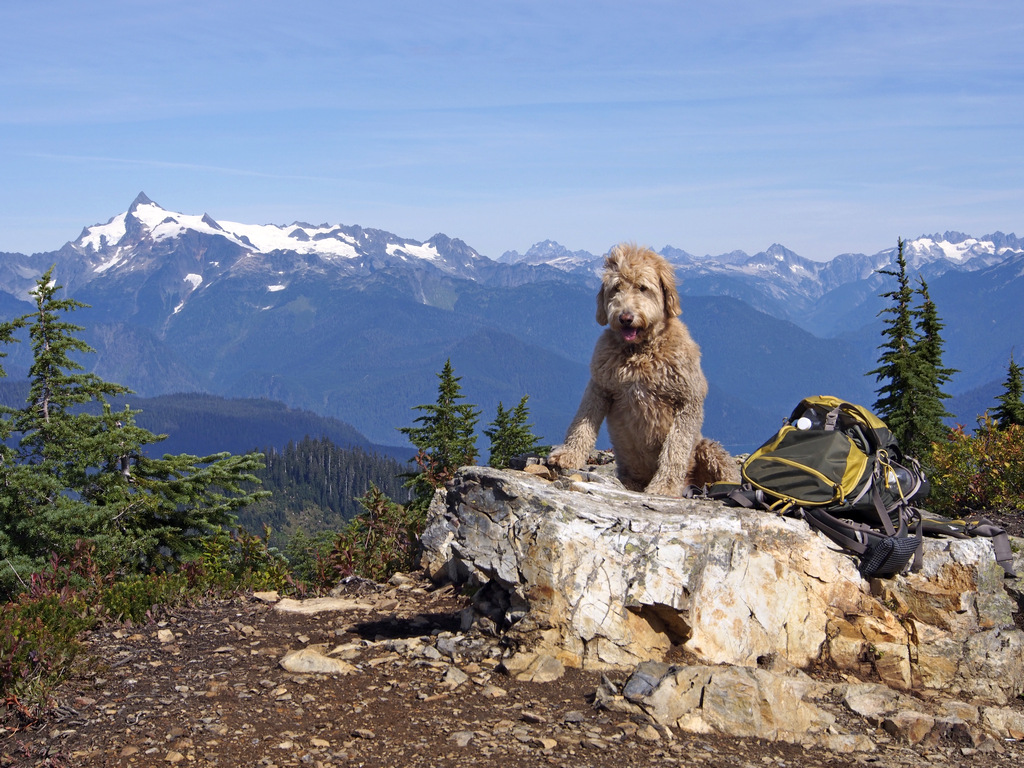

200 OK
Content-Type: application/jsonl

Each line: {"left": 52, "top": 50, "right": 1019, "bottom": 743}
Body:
{"left": 621, "top": 327, "right": 639, "bottom": 342}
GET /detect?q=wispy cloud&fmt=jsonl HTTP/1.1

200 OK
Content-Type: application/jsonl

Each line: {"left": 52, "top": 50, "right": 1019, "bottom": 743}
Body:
{"left": 1, "top": 1, "right": 1021, "bottom": 258}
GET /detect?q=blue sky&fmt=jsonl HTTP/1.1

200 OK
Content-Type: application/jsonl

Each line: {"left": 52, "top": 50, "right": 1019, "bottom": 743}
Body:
{"left": 2, "top": 0, "right": 1022, "bottom": 261}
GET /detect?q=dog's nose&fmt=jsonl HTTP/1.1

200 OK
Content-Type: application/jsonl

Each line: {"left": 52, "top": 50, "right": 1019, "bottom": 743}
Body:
{"left": 619, "top": 312, "right": 634, "bottom": 327}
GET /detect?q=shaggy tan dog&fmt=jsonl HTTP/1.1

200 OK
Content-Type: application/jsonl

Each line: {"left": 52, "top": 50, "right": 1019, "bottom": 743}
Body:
{"left": 548, "top": 243, "right": 739, "bottom": 496}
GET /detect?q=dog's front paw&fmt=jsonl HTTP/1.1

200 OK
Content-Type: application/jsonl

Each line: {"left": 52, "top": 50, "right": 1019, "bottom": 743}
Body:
{"left": 547, "top": 445, "right": 586, "bottom": 469}
{"left": 644, "top": 477, "right": 685, "bottom": 498}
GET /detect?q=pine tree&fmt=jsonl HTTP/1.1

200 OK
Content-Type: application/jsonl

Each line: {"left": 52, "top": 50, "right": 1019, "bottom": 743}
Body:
{"left": 868, "top": 241, "right": 958, "bottom": 460}
{"left": 907, "top": 277, "right": 957, "bottom": 455}
{"left": 0, "top": 268, "right": 268, "bottom": 592}
{"left": 485, "top": 395, "right": 543, "bottom": 469}
{"left": 994, "top": 353, "right": 1024, "bottom": 429}
{"left": 398, "top": 360, "right": 480, "bottom": 510}
{"left": 869, "top": 239, "right": 922, "bottom": 450}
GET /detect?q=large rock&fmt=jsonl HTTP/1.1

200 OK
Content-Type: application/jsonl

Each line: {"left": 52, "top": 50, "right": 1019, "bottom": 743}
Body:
{"left": 421, "top": 466, "right": 1024, "bottom": 707}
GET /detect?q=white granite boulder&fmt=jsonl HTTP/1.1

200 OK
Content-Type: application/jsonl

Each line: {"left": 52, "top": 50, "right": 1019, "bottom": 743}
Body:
{"left": 421, "top": 466, "right": 1024, "bottom": 706}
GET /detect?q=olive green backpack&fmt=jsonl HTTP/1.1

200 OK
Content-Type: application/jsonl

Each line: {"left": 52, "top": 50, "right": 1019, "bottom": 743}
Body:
{"left": 717, "top": 396, "right": 1015, "bottom": 579}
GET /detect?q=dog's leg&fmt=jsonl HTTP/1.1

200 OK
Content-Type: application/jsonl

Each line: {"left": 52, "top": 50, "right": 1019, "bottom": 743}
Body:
{"left": 645, "top": 408, "right": 703, "bottom": 497}
{"left": 548, "top": 381, "right": 608, "bottom": 469}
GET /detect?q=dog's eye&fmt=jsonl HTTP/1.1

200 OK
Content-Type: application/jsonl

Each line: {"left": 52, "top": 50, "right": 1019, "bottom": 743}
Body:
{"left": 638, "top": 285, "right": 649, "bottom": 292}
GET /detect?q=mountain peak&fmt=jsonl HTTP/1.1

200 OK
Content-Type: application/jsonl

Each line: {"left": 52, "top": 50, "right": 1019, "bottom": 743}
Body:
{"left": 499, "top": 240, "right": 597, "bottom": 268}
{"left": 129, "top": 192, "right": 157, "bottom": 212}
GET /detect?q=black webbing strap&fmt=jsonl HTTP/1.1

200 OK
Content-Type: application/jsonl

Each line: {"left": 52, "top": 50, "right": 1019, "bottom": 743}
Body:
{"left": 801, "top": 507, "right": 869, "bottom": 556}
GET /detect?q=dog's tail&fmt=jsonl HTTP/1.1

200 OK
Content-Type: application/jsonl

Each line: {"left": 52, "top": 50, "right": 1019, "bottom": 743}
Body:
{"left": 688, "top": 438, "right": 741, "bottom": 487}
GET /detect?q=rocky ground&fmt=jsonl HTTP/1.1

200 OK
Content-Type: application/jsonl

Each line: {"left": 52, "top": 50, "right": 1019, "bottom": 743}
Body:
{"left": 2, "top": 571, "right": 1022, "bottom": 768}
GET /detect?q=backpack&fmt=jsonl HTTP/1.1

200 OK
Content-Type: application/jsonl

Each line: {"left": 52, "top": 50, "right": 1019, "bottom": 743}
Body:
{"left": 712, "top": 396, "right": 1016, "bottom": 579}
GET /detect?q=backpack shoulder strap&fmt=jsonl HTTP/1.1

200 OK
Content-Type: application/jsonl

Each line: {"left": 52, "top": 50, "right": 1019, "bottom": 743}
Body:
{"left": 801, "top": 505, "right": 924, "bottom": 579}
{"left": 963, "top": 519, "right": 1017, "bottom": 577}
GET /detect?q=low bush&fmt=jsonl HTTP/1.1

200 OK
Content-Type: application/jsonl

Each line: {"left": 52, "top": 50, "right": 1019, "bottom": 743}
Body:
{"left": 0, "top": 527, "right": 297, "bottom": 714}
{"left": 0, "top": 553, "right": 97, "bottom": 708}
{"left": 928, "top": 415, "right": 1024, "bottom": 515}
{"left": 329, "top": 485, "right": 424, "bottom": 583}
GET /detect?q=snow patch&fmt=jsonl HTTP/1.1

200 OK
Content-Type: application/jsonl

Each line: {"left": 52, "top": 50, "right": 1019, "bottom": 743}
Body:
{"left": 75, "top": 200, "right": 441, "bottom": 266}
{"left": 183, "top": 273, "right": 202, "bottom": 290}
{"left": 219, "top": 222, "right": 359, "bottom": 258}
{"left": 386, "top": 242, "right": 440, "bottom": 262}
{"left": 936, "top": 238, "right": 977, "bottom": 262}
{"left": 94, "top": 252, "right": 126, "bottom": 273}
{"left": 267, "top": 284, "right": 286, "bottom": 292}
{"left": 81, "top": 213, "right": 128, "bottom": 251}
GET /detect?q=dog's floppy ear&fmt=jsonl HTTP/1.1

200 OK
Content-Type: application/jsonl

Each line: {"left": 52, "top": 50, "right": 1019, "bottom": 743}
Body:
{"left": 658, "top": 257, "right": 682, "bottom": 317}
{"left": 596, "top": 250, "right": 619, "bottom": 326}
{"left": 596, "top": 283, "right": 609, "bottom": 325}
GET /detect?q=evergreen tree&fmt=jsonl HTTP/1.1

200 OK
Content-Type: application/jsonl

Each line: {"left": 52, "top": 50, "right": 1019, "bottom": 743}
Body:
{"left": 869, "top": 239, "right": 922, "bottom": 449}
{"left": 907, "top": 277, "right": 957, "bottom": 454}
{"left": 868, "top": 241, "right": 957, "bottom": 460}
{"left": 0, "top": 268, "right": 267, "bottom": 592}
{"left": 485, "top": 395, "right": 543, "bottom": 469}
{"left": 994, "top": 353, "right": 1024, "bottom": 429}
{"left": 398, "top": 360, "right": 480, "bottom": 510}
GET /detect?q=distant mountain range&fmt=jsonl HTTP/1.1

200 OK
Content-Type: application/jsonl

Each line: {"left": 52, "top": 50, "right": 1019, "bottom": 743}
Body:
{"left": 1, "top": 193, "right": 1021, "bottom": 454}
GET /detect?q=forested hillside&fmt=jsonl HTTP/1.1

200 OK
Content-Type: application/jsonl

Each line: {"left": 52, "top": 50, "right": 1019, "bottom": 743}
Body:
{"left": 237, "top": 436, "right": 412, "bottom": 542}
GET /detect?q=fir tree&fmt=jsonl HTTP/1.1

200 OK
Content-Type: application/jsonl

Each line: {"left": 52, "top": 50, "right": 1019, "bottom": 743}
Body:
{"left": 868, "top": 242, "right": 958, "bottom": 460}
{"left": 869, "top": 238, "right": 921, "bottom": 450}
{"left": 907, "top": 277, "right": 957, "bottom": 455}
{"left": 398, "top": 360, "right": 480, "bottom": 511}
{"left": 485, "top": 395, "right": 543, "bottom": 469}
{"left": 994, "top": 353, "right": 1024, "bottom": 429}
{"left": 0, "top": 268, "right": 268, "bottom": 593}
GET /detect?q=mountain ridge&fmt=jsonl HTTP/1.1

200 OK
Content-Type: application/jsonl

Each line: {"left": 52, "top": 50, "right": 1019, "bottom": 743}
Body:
{"left": 1, "top": 194, "right": 1021, "bottom": 452}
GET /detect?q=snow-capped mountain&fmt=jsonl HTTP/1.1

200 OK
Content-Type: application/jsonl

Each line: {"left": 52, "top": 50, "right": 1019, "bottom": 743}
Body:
{"left": 74, "top": 193, "right": 483, "bottom": 272}
{"left": 5, "top": 193, "right": 1020, "bottom": 323}
{"left": 0, "top": 193, "right": 489, "bottom": 307}
{"left": 519, "top": 232, "right": 1024, "bottom": 284}
{"left": 498, "top": 240, "right": 599, "bottom": 269}
{"left": 495, "top": 232, "right": 1024, "bottom": 334}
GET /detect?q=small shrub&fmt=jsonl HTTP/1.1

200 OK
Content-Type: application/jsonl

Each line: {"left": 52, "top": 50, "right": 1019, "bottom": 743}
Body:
{"left": 284, "top": 530, "right": 338, "bottom": 593}
{"left": 100, "top": 572, "right": 192, "bottom": 624}
{"left": 330, "top": 485, "right": 423, "bottom": 582}
{"left": 0, "top": 555, "right": 97, "bottom": 707}
{"left": 929, "top": 415, "right": 1024, "bottom": 515}
{"left": 198, "top": 526, "right": 294, "bottom": 593}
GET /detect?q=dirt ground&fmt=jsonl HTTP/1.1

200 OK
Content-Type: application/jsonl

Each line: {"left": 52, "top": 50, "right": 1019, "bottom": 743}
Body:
{"left": 2, "top": 570, "right": 1022, "bottom": 768}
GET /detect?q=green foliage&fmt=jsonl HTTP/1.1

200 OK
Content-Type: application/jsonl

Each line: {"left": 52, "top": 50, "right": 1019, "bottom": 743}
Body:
{"left": 197, "top": 526, "right": 293, "bottom": 593}
{"left": 0, "top": 267, "right": 269, "bottom": 596}
{"left": 928, "top": 415, "right": 1024, "bottom": 514}
{"left": 868, "top": 240, "right": 956, "bottom": 460}
{"left": 484, "top": 395, "right": 543, "bottom": 469}
{"left": 0, "top": 547, "right": 98, "bottom": 707}
{"left": 993, "top": 353, "right": 1024, "bottom": 429}
{"left": 910, "top": 278, "right": 956, "bottom": 450}
{"left": 283, "top": 529, "right": 339, "bottom": 591}
{"left": 398, "top": 359, "right": 480, "bottom": 511}
{"left": 329, "top": 485, "right": 423, "bottom": 582}
{"left": 99, "top": 572, "right": 192, "bottom": 624}
{"left": 0, "top": 597, "right": 91, "bottom": 708}
{"left": 0, "top": 529, "right": 298, "bottom": 711}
